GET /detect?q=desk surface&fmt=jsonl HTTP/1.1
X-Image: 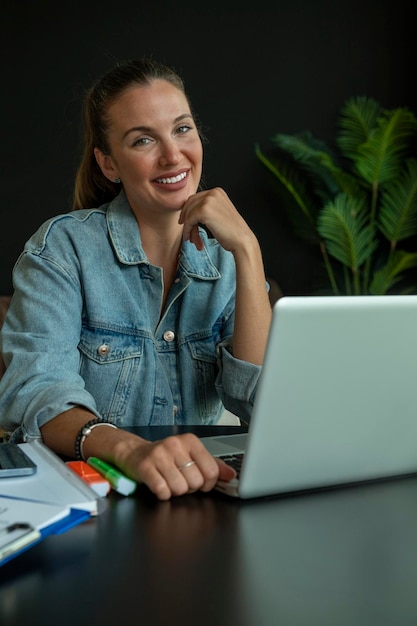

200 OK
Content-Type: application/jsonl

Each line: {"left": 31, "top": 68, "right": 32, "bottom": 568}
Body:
{"left": 1, "top": 426, "right": 417, "bottom": 626}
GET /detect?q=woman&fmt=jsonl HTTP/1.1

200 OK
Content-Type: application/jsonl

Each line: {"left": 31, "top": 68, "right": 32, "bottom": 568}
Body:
{"left": 0, "top": 58, "right": 272, "bottom": 499}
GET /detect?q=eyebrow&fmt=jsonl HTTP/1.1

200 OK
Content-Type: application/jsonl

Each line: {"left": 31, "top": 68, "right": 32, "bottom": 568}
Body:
{"left": 122, "top": 113, "right": 194, "bottom": 140}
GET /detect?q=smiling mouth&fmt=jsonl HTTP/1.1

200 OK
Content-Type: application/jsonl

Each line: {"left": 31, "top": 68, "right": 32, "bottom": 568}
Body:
{"left": 154, "top": 172, "right": 187, "bottom": 184}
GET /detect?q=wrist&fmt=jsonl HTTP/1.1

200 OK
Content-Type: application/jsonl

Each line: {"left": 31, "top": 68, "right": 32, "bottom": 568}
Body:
{"left": 74, "top": 419, "right": 118, "bottom": 461}
{"left": 231, "top": 230, "right": 261, "bottom": 263}
{"left": 110, "top": 432, "right": 150, "bottom": 468}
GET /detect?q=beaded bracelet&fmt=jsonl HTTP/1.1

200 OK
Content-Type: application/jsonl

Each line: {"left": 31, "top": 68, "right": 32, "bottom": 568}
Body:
{"left": 74, "top": 418, "right": 117, "bottom": 461}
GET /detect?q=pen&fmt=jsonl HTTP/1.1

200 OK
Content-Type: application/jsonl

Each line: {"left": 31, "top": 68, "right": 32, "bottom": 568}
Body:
{"left": 86, "top": 457, "right": 137, "bottom": 496}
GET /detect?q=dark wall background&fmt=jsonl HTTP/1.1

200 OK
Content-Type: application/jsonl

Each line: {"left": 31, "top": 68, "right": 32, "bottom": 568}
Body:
{"left": 1, "top": 0, "right": 416, "bottom": 296}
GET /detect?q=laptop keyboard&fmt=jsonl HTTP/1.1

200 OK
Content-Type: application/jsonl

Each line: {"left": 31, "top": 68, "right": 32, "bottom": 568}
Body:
{"left": 221, "top": 453, "right": 244, "bottom": 478}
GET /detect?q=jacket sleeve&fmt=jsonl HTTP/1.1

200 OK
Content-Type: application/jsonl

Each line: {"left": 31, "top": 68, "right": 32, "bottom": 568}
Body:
{"left": 214, "top": 338, "right": 262, "bottom": 425}
{"left": 0, "top": 246, "right": 101, "bottom": 443}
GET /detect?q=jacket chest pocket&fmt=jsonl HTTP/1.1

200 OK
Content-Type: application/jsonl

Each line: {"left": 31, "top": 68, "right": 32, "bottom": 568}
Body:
{"left": 78, "top": 326, "right": 145, "bottom": 421}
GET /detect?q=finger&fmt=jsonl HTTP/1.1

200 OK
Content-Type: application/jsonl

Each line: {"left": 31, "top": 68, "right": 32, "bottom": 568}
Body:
{"left": 144, "top": 457, "right": 228, "bottom": 498}
{"left": 147, "top": 459, "right": 202, "bottom": 496}
{"left": 140, "top": 435, "right": 220, "bottom": 497}
{"left": 135, "top": 443, "right": 189, "bottom": 499}
{"left": 216, "top": 458, "right": 237, "bottom": 482}
{"left": 181, "top": 215, "right": 201, "bottom": 242}
{"left": 178, "top": 193, "right": 198, "bottom": 225}
{"left": 140, "top": 465, "right": 174, "bottom": 501}
{"left": 189, "top": 224, "right": 204, "bottom": 250}
{"left": 174, "top": 460, "right": 205, "bottom": 494}
{"left": 193, "top": 455, "right": 224, "bottom": 493}
{"left": 177, "top": 460, "right": 197, "bottom": 471}
{"left": 142, "top": 460, "right": 197, "bottom": 499}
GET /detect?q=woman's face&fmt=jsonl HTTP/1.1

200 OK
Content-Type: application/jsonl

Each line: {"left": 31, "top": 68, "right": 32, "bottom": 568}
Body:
{"left": 95, "top": 80, "right": 203, "bottom": 218}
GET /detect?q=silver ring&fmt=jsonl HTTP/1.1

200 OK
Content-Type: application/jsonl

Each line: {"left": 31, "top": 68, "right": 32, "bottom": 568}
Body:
{"left": 178, "top": 460, "right": 196, "bottom": 471}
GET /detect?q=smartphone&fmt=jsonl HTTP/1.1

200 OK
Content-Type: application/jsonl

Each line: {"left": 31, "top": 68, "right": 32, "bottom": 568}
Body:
{"left": 0, "top": 443, "right": 37, "bottom": 477}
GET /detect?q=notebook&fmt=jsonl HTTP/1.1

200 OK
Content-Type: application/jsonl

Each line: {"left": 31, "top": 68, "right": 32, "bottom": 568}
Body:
{"left": 201, "top": 295, "right": 417, "bottom": 498}
{"left": 0, "top": 440, "right": 104, "bottom": 515}
{"left": 0, "top": 496, "right": 90, "bottom": 566}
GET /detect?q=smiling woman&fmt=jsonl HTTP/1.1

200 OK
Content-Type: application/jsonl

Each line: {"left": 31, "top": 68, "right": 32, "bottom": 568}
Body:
{"left": 92, "top": 81, "right": 203, "bottom": 226}
{"left": 0, "top": 57, "right": 272, "bottom": 500}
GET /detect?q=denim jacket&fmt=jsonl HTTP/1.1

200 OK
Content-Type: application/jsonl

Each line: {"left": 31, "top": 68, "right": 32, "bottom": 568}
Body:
{"left": 0, "top": 191, "right": 262, "bottom": 442}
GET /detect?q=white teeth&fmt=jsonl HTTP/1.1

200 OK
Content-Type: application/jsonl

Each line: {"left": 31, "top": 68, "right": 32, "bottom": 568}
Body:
{"left": 156, "top": 172, "right": 187, "bottom": 184}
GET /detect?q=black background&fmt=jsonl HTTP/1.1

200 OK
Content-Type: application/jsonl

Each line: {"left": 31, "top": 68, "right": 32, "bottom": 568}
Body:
{"left": 1, "top": 0, "right": 416, "bottom": 295}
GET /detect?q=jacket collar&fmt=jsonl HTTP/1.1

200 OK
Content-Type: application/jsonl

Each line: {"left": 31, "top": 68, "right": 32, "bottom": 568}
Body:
{"left": 106, "top": 191, "right": 221, "bottom": 280}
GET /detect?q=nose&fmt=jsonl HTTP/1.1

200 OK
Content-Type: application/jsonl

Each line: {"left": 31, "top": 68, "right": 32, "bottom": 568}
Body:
{"left": 158, "top": 138, "right": 181, "bottom": 166}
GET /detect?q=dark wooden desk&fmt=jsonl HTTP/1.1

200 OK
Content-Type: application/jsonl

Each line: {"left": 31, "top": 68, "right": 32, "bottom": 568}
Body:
{"left": 1, "top": 426, "right": 417, "bottom": 626}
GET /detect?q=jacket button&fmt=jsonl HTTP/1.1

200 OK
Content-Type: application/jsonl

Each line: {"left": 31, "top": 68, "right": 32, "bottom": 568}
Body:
{"left": 97, "top": 343, "right": 110, "bottom": 356}
{"left": 163, "top": 330, "right": 175, "bottom": 342}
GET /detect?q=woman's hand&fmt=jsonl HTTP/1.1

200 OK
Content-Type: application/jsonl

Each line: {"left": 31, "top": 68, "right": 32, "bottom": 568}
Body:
{"left": 179, "top": 186, "right": 272, "bottom": 366}
{"left": 114, "top": 432, "right": 236, "bottom": 501}
{"left": 178, "top": 187, "right": 257, "bottom": 255}
{"left": 41, "top": 410, "right": 235, "bottom": 501}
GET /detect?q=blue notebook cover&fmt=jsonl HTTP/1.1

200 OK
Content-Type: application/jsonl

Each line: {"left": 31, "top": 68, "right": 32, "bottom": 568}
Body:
{"left": 0, "top": 506, "right": 91, "bottom": 566}
{"left": 40, "top": 507, "right": 90, "bottom": 536}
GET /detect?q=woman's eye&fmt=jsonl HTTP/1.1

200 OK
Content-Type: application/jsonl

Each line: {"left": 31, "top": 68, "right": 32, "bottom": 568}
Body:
{"left": 132, "top": 137, "right": 151, "bottom": 147}
{"left": 177, "top": 124, "right": 192, "bottom": 135}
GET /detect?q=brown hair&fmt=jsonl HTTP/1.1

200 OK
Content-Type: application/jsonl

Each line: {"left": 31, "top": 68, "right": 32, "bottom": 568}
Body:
{"left": 72, "top": 58, "right": 188, "bottom": 210}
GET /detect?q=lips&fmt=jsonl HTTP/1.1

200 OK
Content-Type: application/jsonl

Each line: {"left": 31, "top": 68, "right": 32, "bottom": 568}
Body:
{"left": 154, "top": 171, "right": 187, "bottom": 184}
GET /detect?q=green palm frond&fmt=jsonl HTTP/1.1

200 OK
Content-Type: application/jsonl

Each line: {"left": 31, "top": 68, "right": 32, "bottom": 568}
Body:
{"left": 337, "top": 96, "right": 382, "bottom": 159}
{"left": 272, "top": 132, "right": 339, "bottom": 203}
{"left": 317, "top": 194, "right": 377, "bottom": 271}
{"left": 369, "top": 250, "right": 417, "bottom": 295}
{"left": 256, "top": 95, "right": 417, "bottom": 295}
{"left": 378, "top": 159, "right": 417, "bottom": 245}
{"left": 355, "top": 108, "right": 417, "bottom": 186}
{"left": 271, "top": 131, "right": 360, "bottom": 199}
{"left": 255, "top": 143, "right": 315, "bottom": 221}
{"left": 255, "top": 143, "right": 320, "bottom": 242}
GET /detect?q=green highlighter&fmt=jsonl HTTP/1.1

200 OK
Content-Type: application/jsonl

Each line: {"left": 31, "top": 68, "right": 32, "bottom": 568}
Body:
{"left": 87, "top": 457, "right": 137, "bottom": 496}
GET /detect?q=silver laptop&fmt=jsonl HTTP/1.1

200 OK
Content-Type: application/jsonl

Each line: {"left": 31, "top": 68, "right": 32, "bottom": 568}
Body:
{"left": 202, "top": 295, "right": 417, "bottom": 498}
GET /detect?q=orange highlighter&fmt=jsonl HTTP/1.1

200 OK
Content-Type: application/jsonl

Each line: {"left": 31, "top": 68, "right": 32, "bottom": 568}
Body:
{"left": 66, "top": 460, "right": 111, "bottom": 497}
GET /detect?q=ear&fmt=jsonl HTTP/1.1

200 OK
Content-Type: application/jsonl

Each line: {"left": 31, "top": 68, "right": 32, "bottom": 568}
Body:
{"left": 94, "top": 148, "right": 119, "bottom": 182}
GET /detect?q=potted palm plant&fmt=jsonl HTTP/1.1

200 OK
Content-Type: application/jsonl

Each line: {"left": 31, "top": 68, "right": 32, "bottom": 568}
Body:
{"left": 255, "top": 96, "right": 417, "bottom": 295}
